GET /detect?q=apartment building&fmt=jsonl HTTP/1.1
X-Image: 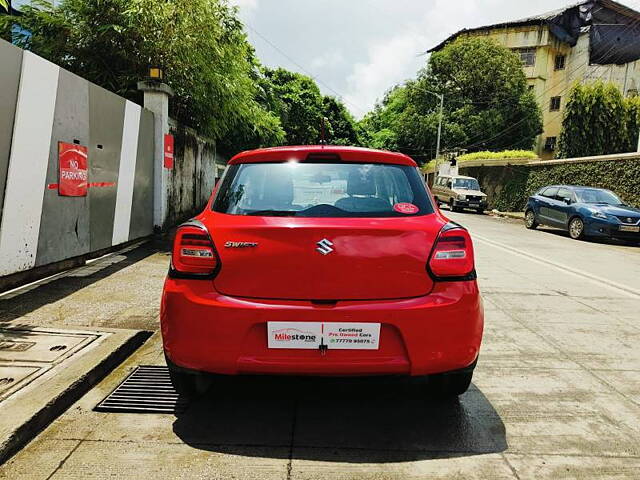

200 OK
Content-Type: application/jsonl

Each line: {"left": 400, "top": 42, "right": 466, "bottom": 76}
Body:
{"left": 429, "top": 0, "right": 640, "bottom": 159}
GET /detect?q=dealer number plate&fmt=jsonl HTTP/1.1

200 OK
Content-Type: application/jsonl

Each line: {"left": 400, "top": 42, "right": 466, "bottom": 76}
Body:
{"left": 267, "top": 322, "right": 381, "bottom": 350}
{"left": 619, "top": 225, "right": 640, "bottom": 232}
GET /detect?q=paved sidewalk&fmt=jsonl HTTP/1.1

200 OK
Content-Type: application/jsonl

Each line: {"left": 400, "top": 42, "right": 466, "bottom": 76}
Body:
{"left": 0, "top": 239, "right": 169, "bottom": 463}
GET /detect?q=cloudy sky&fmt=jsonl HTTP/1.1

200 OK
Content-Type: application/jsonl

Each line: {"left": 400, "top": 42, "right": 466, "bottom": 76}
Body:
{"left": 231, "top": 0, "right": 640, "bottom": 117}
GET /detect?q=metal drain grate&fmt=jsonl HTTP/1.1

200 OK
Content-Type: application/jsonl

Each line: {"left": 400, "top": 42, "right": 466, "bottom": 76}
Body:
{"left": 94, "top": 365, "right": 188, "bottom": 414}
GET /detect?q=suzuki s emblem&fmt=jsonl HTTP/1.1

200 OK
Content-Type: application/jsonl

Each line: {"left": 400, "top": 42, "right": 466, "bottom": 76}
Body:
{"left": 316, "top": 238, "right": 334, "bottom": 255}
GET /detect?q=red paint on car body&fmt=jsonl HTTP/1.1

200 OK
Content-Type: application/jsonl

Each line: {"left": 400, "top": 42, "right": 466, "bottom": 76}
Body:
{"left": 161, "top": 146, "right": 484, "bottom": 377}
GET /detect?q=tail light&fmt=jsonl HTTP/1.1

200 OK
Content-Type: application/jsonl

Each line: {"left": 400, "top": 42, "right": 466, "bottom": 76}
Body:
{"left": 171, "top": 222, "right": 219, "bottom": 277}
{"left": 428, "top": 225, "right": 475, "bottom": 279}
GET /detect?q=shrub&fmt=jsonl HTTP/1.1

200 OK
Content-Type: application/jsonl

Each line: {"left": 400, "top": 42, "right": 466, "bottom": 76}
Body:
{"left": 457, "top": 150, "right": 538, "bottom": 162}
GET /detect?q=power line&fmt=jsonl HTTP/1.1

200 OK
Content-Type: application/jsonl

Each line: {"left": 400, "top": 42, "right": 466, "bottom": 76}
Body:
{"left": 460, "top": 18, "right": 640, "bottom": 150}
{"left": 496, "top": 21, "right": 640, "bottom": 152}
{"left": 245, "top": 23, "right": 368, "bottom": 116}
{"left": 403, "top": 18, "right": 640, "bottom": 160}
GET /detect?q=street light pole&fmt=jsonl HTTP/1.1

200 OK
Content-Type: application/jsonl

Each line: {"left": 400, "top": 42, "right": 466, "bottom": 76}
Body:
{"left": 435, "top": 92, "right": 444, "bottom": 173}
{"left": 418, "top": 88, "right": 444, "bottom": 177}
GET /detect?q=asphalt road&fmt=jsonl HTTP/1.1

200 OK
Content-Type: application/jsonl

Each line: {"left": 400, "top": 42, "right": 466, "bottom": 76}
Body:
{"left": 1, "top": 212, "right": 640, "bottom": 479}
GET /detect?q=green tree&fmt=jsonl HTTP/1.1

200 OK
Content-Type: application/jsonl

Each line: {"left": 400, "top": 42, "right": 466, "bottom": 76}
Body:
{"left": 260, "top": 68, "right": 325, "bottom": 145}
{"left": 358, "top": 86, "right": 408, "bottom": 151}
{"left": 1, "top": 0, "right": 284, "bottom": 153}
{"left": 558, "top": 81, "right": 628, "bottom": 158}
{"left": 415, "top": 37, "right": 541, "bottom": 152}
{"left": 260, "top": 68, "right": 359, "bottom": 146}
{"left": 360, "top": 38, "right": 542, "bottom": 162}
{"left": 322, "top": 96, "right": 360, "bottom": 145}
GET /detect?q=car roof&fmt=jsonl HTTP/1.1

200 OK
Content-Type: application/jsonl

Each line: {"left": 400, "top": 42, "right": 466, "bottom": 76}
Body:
{"left": 437, "top": 175, "right": 476, "bottom": 180}
{"left": 228, "top": 145, "right": 417, "bottom": 166}
{"left": 541, "top": 185, "right": 610, "bottom": 191}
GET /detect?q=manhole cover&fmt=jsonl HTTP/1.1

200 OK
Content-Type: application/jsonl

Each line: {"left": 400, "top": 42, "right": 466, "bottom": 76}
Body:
{"left": 94, "top": 365, "right": 188, "bottom": 414}
{"left": 0, "top": 341, "right": 35, "bottom": 352}
{"left": 0, "top": 365, "right": 41, "bottom": 397}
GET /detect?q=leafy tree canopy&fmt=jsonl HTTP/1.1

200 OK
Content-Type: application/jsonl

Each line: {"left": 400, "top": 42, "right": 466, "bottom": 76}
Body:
{"left": 322, "top": 95, "right": 360, "bottom": 146}
{"left": 260, "top": 67, "right": 360, "bottom": 146}
{"left": 2, "top": 0, "right": 284, "bottom": 154}
{"left": 359, "top": 37, "right": 543, "bottom": 163}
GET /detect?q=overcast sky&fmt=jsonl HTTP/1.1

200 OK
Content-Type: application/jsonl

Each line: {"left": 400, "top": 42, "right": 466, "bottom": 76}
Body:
{"left": 231, "top": 0, "right": 640, "bottom": 118}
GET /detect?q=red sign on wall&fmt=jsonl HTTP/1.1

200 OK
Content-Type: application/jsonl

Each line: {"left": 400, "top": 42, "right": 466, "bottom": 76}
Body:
{"left": 164, "top": 134, "right": 174, "bottom": 169}
{"left": 58, "top": 142, "right": 88, "bottom": 197}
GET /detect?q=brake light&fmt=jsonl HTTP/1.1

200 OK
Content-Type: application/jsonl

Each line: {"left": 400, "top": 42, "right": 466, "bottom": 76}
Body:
{"left": 171, "top": 224, "right": 219, "bottom": 276}
{"left": 428, "top": 226, "right": 475, "bottom": 279}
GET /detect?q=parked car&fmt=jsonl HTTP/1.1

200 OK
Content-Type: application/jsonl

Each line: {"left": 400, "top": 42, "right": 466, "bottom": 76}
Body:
{"left": 161, "top": 146, "right": 484, "bottom": 398}
{"left": 524, "top": 185, "right": 640, "bottom": 242}
{"left": 432, "top": 175, "right": 487, "bottom": 213}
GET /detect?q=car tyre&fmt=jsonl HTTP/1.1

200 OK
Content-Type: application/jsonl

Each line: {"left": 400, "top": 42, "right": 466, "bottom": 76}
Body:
{"left": 568, "top": 216, "right": 585, "bottom": 240}
{"left": 449, "top": 199, "right": 458, "bottom": 213}
{"left": 429, "top": 371, "right": 473, "bottom": 398}
{"left": 475, "top": 208, "right": 484, "bottom": 215}
{"left": 166, "top": 355, "right": 211, "bottom": 398}
{"left": 524, "top": 210, "right": 538, "bottom": 229}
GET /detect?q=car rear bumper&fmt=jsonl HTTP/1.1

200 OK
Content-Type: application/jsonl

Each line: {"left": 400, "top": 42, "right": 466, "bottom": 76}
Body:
{"left": 161, "top": 279, "right": 484, "bottom": 377}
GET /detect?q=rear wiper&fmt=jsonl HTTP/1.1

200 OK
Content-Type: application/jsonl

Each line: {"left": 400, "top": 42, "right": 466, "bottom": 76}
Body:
{"left": 246, "top": 210, "right": 297, "bottom": 217}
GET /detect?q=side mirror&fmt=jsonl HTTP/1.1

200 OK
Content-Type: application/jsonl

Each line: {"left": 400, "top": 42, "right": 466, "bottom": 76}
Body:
{"left": 563, "top": 197, "right": 572, "bottom": 205}
{"left": 447, "top": 182, "right": 453, "bottom": 189}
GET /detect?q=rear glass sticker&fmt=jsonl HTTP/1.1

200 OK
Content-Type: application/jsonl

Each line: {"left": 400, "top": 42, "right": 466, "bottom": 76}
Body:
{"left": 393, "top": 203, "right": 419, "bottom": 214}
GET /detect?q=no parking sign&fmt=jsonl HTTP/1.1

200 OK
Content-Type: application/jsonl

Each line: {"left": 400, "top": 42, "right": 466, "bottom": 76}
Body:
{"left": 58, "top": 142, "right": 88, "bottom": 197}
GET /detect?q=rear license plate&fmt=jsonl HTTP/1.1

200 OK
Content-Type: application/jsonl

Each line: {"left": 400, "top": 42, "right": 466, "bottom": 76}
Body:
{"left": 267, "top": 322, "right": 380, "bottom": 350}
{"left": 619, "top": 225, "right": 640, "bottom": 232}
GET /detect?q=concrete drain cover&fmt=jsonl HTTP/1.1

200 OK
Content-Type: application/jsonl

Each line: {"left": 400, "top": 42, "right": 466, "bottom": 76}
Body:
{"left": 95, "top": 365, "right": 188, "bottom": 414}
{"left": 0, "top": 327, "right": 102, "bottom": 402}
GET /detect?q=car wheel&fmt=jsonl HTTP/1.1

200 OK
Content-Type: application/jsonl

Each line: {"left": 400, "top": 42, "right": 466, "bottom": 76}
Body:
{"left": 166, "top": 356, "right": 211, "bottom": 397}
{"left": 449, "top": 200, "right": 457, "bottom": 213}
{"left": 524, "top": 210, "right": 538, "bottom": 229}
{"left": 168, "top": 368, "right": 199, "bottom": 397}
{"left": 475, "top": 208, "right": 484, "bottom": 215}
{"left": 569, "top": 217, "right": 585, "bottom": 240}
{"left": 428, "top": 371, "right": 473, "bottom": 397}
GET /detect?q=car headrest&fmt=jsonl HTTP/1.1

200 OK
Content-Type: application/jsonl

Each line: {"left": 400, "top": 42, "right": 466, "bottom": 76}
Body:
{"left": 263, "top": 169, "right": 294, "bottom": 205}
{"left": 346, "top": 168, "right": 376, "bottom": 196}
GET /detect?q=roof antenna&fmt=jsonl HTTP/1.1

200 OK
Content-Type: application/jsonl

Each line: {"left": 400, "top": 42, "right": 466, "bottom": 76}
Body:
{"left": 319, "top": 117, "right": 328, "bottom": 145}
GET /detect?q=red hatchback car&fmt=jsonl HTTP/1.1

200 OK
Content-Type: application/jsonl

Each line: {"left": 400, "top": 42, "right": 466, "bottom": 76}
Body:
{"left": 161, "top": 146, "right": 484, "bottom": 398}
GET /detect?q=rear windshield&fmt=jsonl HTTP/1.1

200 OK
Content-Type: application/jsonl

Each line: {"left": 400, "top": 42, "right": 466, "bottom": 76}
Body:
{"left": 213, "top": 162, "right": 434, "bottom": 217}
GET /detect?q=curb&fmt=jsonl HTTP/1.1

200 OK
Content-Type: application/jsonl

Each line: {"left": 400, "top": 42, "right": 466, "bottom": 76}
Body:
{"left": 490, "top": 210, "right": 524, "bottom": 220}
{"left": 0, "top": 330, "right": 152, "bottom": 465}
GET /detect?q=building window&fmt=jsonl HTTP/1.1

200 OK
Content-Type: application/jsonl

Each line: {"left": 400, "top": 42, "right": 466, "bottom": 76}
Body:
{"left": 528, "top": 85, "right": 535, "bottom": 91}
{"left": 554, "top": 55, "right": 566, "bottom": 71}
{"left": 516, "top": 47, "right": 536, "bottom": 67}
{"left": 544, "top": 137, "right": 557, "bottom": 151}
{"left": 549, "top": 96, "right": 561, "bottom": 111}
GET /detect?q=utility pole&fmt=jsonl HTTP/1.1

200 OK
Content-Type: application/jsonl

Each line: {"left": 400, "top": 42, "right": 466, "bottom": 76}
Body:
{"left": 435, "top": 92, "right": 444, "bottom": 174}
{"left": 418, "top": 89, "right": 444, "bottom": 176}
